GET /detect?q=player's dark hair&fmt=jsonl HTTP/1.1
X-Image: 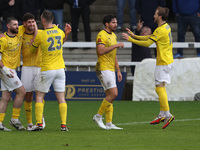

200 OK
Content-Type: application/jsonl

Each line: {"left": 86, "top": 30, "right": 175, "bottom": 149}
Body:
{"left": 157, "top": 6, "right": 169, "bottom": 21}
{"left": 22, "top": 13, "right": 35, "bottom": 22}
{"left": 6, "top": 17, "right": 17, "bottom": 25}
{"left": 103, "top": 15, "right": 117, "bottom": 26}
{"left": 41, "top": 10, "right": 54, "bottom": 23}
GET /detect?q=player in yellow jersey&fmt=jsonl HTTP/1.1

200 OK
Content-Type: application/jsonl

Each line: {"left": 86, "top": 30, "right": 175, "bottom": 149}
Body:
{"left": 0, "top": 17, "right": 26, "bottom": 131}
{"left": 30, "top": 10, "right": 71, "bottom": 131}
{"left": 93, "top": 15, "right": 124, "bottom": 130}
{"left": 21, "top": 13, "right": 46, "bottom": 131}
{"left": 122, "top": 7, "right": 175, "bottom": 129}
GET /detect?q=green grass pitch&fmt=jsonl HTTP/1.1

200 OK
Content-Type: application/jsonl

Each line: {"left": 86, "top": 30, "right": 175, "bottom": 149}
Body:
{"left": 0, "top": 101, "right": 200, "bottom": 150}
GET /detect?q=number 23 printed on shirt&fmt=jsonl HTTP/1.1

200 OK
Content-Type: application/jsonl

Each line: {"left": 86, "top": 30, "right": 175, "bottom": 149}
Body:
{"left": 47, "top": 36, "right": 62, "bottom": 51}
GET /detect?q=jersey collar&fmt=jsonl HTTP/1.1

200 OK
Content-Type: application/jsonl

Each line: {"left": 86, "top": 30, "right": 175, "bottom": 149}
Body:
{"left": 6, "top": 32, "right": 15, "bottom": 38}
{"left": 104, "top": 29, "right": 112, "bottom": 34}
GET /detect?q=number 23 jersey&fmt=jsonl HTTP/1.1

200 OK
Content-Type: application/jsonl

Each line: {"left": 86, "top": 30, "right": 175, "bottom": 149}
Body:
{"left": 32, "top": 26, "right": 65, "bottom": 71}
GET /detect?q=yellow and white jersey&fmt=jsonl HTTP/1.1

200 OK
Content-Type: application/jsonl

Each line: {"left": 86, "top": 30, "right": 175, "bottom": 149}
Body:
{"left": 22, "top": 30, "right": 42, "bottom": 67}
{"left": 149, "top": 23, "right": 173, "bottom": 66}
{"left": 0, "top": 25, "right": 24, "bottom": 69}
{"left": 32, "top": 26, "right": 65, "bottom": 71}
{"left": 95, "top": 30, "right": 117, "bottom": 71}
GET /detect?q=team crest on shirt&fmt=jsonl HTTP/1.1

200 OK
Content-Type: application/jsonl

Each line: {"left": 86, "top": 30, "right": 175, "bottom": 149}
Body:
{"left": 98, "top": 38, "right": 102, "bottom": 43}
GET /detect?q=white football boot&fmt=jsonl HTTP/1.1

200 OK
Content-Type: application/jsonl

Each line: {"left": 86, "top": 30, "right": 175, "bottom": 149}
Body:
{"left": 106, "top": 123, "right": 123, "bottom": 130}
{"left": 93, "top": 114, "right": 106, "bottom": 129}
{"left": 0, "top": 123, "right": 12, "bottom": 131}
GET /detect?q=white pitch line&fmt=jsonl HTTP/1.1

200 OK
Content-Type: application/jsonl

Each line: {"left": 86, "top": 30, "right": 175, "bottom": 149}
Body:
{"left": 116, "top": 118, "right": 200, "bottom": 126}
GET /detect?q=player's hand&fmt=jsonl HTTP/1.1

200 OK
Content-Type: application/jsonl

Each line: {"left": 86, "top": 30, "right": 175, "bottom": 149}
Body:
{"left": 30, "top": 21, "right": 38, "bottom": 45}
{"left": 2, "top": 66, "right": 14, "bottom": 78}
{"left": 117, "top": 71, "right": 122, "bottom": 82}
{"left": 30, "top": 38, "right": 34, "bottom": 45}
{"left": 9, "top": 0, "right": 15, "bottom": 6}
{"left": 65, "top": 23, "right": 72, "bottom": 35}
{"left": 137, "top": 19, "right": 144, "bottom": 31}
{"left": 126, "top": 28, "right": 135, "bottom": 37}
{"left": 117, "top": 42, "right": 124, "bottom": 48}
{"left": 122, "top": 33, "right": 129, "bottom": 40}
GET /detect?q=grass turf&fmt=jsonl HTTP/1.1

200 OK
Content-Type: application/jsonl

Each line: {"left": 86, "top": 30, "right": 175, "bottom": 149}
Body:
{"left": 0, "top": 101, "right": 200, "bottom": 150}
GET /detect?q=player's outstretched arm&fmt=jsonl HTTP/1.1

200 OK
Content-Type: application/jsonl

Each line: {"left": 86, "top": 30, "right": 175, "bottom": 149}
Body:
{"left": 122, "top": 33, "right": 154, "bottom": 47}
{"left": 126, "top": 28, "right": 135, "bottom": 38}
{"left": 125, "top": 28, "right": 150, "bottom": 41}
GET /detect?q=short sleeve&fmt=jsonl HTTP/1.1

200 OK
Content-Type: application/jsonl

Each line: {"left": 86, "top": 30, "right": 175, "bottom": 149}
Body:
{"left": 96, "top": 32, "right": 107, "bottom": 45}
{"left": 149, "top": 28, "right": 162, "bottom": 42}
{"left": 0, "top": 37, "right": 7, "bottom": 53}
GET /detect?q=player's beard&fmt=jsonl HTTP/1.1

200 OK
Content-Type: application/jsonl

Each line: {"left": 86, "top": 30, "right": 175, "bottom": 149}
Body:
{"left": 10, "top": 28, "right": 18, "bottom": 34}
{"left": 27, "top": 26, "right": 34, "bottom": 32}
{"left": 111, "top": 26, "right": 117, "bottom": 32}
{"left": 154, "top": 17, "right": 158, "bottom": 23}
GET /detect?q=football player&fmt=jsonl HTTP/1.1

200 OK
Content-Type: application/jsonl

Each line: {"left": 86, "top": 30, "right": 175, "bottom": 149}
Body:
{"left": 122, "top": 7, "right": 175, "bottom": 129}
{"left": 93, "top": 15, "right": 124, "bottom": 130}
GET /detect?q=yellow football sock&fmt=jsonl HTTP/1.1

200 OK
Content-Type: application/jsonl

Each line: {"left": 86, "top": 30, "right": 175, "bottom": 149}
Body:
{"left": 59, "top": 103, "right": 67, "bottom": 125}
{"left": 155, "top": 87, "right": 169, "bottom": 111}
{"left": 24, "top": 101, "right": 32, "bottom": 124}
{"left": 97, "top": 99, "right": 112, "bottom": 115}
{"left": 0, "top": 113, "right": 5, "bottom": 123}
{"left": 12, "top": 108, "right": 21, "bottom": 119}
{"left": 35, "top": 103, "right": 43, "bottom": 124}
{"left": 105, "top": 104, "right": 113, "bottom": 123}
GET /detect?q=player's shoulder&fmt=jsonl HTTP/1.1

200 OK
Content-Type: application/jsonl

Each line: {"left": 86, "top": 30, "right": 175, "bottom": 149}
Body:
{"left": 98, "top": 30, "right": 106, "bottom": 35}
{"left": 0, "top": 33, "right": 8, "bottom": 42}
{"left": 37, "top": 29, "right": 46, "bottom": 37}
{"left": 154, "top": 25, "right": 165, "bottom": 35}
{"left": 0, "top": 37, "right": 7, "bottom": 43}
{"left": 57, "top": 27, "right": 64, "bottom": 35}
{"left": 38, "top": 29, "right": 43, "bottom": 33}
{"left": 158, "top": 23, "right": 171, "bottom": 32}
{"left": 97, "top": 30, "right": 111, "bottom": 38}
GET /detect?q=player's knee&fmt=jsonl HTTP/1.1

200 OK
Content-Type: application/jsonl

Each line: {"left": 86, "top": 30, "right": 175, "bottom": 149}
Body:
{"left": 18, "top": 88, "right": 26, "bottom": 98}
{"left": 2, "top": 94, "right": 11, "bottom": 102}
{"left": 112, "top": 91, "right": 118, "bottom": 100}
{"left": 25, "top": 93, "right": 33, "bottom": 102}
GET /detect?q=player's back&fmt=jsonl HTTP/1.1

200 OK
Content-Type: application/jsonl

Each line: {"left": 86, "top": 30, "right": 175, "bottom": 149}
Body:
{"left": 33, "top": 26, "right": 65, "bottom": 71}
